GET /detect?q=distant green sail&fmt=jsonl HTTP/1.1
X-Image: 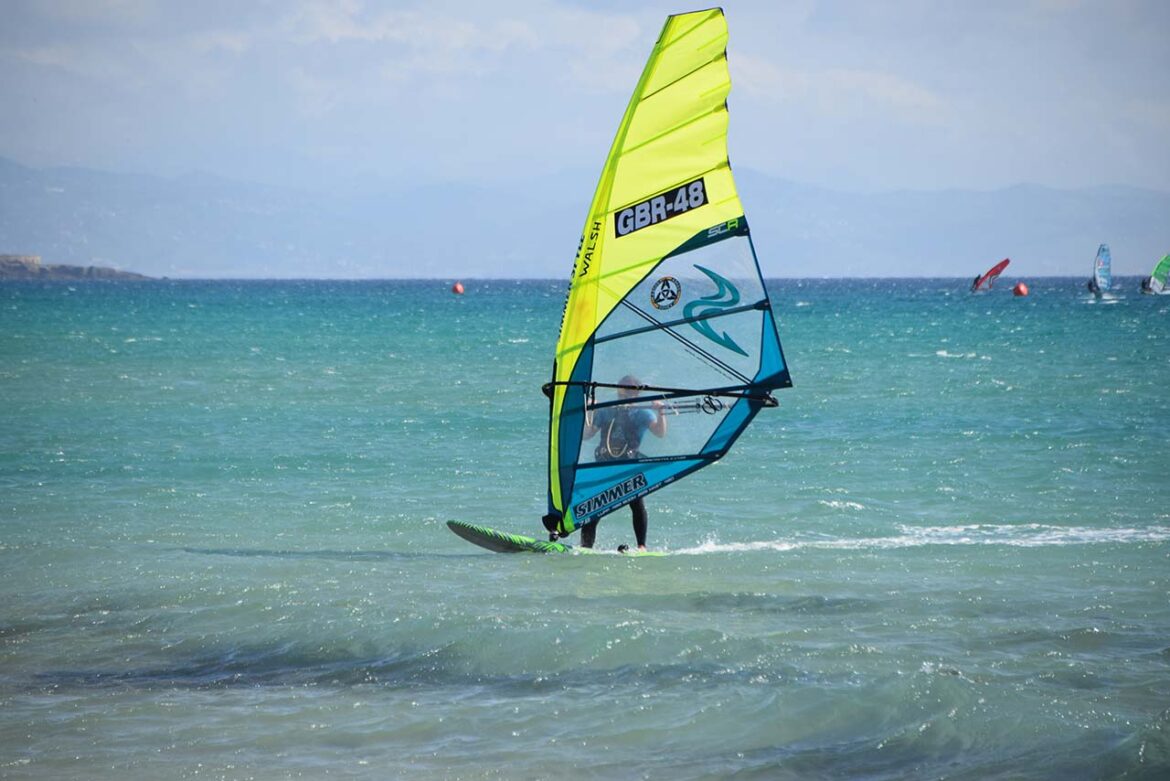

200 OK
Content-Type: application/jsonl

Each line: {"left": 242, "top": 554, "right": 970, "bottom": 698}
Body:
{"left": 1143, "top": 254, "right": 1170, "bottom": 294}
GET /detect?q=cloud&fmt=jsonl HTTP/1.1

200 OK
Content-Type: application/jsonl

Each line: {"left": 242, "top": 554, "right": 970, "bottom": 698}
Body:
{"left": 283, "top": 1, "right": 540, "bottom": 56}
{"left": 185, "top": 30, "right": 250, "bottom": 55}
{"left": 6, "top": 42, "right": 76, "bottom": 70}
{"left": 549, "top": 9, "right": 645, "bottom": 94}
{"left": 19, "top": 0, "right": 157, "bottom": 29}
{"left": 1, "top": 0, "right": 1166, "bottom": 192}
{"left": 734, "top": 54, "right": 948, "bottom": 125}
{"left": 278, "top": 0, "right": 651, "bottom": 98}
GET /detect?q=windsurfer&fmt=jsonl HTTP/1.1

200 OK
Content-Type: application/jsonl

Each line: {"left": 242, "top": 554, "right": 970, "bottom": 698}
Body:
{"left": 579, "top": 375, "right": 668, "bottom": 551}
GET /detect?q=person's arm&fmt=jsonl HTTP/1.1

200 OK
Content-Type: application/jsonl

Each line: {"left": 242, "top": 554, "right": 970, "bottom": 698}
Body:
{"left": 648, "top": 401, "right": 667, "bottom": 438}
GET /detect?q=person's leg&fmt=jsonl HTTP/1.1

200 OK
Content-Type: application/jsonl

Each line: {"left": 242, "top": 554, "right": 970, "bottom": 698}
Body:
{"left": 630, "top": 497, "right": 648, "bottom": 549}
{"left": 580, "top": 520, "right": 596, "bottom": 548}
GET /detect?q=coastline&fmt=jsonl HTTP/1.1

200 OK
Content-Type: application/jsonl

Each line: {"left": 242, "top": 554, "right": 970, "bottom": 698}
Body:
{"left": 0, "top": 254, "right": 150, "bottom": 280}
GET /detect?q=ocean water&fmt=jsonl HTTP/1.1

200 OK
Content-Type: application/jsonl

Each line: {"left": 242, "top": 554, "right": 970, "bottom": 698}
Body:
{"left": 1, "top": 278, "right": 1168, "bottom": 780}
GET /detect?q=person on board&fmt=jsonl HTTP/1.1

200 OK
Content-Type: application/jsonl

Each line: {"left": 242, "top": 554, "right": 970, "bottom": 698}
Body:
{"left": 579, "top": 374, "right": 668, "bottom": 552}
{"left": 971, "top": 275, "right": 981, "bottom": 292}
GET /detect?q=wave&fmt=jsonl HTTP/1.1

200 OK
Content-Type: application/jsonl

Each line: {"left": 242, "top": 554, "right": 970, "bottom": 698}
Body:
{"left": 676, "top": 524, "right": 1170, "bottom": 554}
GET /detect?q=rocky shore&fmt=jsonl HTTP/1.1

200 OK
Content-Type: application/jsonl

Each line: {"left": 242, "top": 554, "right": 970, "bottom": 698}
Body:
{"left": 0, "top": 255, "right": 150, "bottom": 280}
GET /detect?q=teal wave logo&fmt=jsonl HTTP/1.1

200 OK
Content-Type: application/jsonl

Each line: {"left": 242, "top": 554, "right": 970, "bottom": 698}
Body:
{"left": 684, "top": 265, "right": 748, "bottom": 357}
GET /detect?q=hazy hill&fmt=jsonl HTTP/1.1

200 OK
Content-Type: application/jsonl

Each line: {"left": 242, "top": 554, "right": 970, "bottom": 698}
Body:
{"left": 1, "top": 157, "right": 1165, "bottom": 279}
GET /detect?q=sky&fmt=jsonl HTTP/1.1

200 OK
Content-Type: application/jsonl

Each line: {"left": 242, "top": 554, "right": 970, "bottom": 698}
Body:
{"left": 2, "top": 0, "right": 1169, "bottom": 196}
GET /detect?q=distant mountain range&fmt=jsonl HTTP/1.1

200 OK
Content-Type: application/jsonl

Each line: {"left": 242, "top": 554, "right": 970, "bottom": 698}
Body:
{"left": 1, "top": 156, "right": 1166, "bottom": 279}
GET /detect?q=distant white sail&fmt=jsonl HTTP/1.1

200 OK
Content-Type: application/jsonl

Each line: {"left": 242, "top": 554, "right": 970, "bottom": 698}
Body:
{"left": 1088, "top": 244, "right": 1111, "bottom": 296}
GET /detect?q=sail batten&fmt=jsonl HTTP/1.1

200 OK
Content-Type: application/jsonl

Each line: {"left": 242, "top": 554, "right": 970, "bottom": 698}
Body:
{"left": 616, "top": 300, "right": 757, "bottom": 384}
{"left": 637, "top": 50, "right": 726, "bottom": 105}
{"left": 544, "top": 9, "right": 791, "bottom": 537}
{"left": 599, "top": 300, "right": 767, "bottom": 346}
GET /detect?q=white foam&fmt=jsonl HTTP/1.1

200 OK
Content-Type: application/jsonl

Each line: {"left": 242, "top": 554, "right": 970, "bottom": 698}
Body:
{"left": 670, "top": 524, "right": 1170, "bottom": 555}
{"left": 818, "top": 499, "right": 866, "bottom": 511}
{"left": 681, "top": 538, "right": 800, "bottom": 555}
{"left": 891, "top": 523, "right": 1170, "bottom": 547}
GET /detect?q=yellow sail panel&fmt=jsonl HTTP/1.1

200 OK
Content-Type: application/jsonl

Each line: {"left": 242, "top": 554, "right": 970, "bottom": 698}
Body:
{"left": 545, "top": 8, "right": 773, "bottom": 534}
{"left": 556, "top": 10, "right": 734, "bottom": 368}
{"left": 620, "top": 57, "right": 731, "bottom": 165}
{"left": 608, "top": 111, "right": 731, "bottom": 212}
{"left": 641, "top": 10, "right": 729, "bottom": 96}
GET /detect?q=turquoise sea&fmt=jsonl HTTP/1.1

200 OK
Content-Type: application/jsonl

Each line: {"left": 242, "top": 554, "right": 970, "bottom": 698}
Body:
{"left": 2, "top": 278, "right": 1168, "bottom": 779}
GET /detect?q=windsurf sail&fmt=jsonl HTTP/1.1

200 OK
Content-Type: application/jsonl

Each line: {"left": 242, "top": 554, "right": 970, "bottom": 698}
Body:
{"left": 541, "top": 8, "right": 792, "bottom": 539}
{"left": 1090, "top": 243, "right": 1112, "bottom": 294}
{"left": 1142, "top": 254, "right": 1170, "bottom": 294}
{"left": 970, "top": 258, "right": 1010, "bottom": 292}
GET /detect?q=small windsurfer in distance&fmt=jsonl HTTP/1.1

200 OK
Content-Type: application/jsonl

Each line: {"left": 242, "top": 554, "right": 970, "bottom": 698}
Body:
{"left": 580, "top": 374, "right": 668, "bottom": 552}
{"left": 971, "top": 275, "right": 981, "bottom": 292}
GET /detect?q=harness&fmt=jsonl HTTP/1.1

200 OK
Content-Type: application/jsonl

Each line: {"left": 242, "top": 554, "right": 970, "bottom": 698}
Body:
{"left": 594, "top": 408, "right": 643, "bottom": 461}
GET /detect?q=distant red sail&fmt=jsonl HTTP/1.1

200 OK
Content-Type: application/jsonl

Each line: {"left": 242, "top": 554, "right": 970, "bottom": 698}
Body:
{"left": 971, "top": 258, "right": 1011, "bottom": 292}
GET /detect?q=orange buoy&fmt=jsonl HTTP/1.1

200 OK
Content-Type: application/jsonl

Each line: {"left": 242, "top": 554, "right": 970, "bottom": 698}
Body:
{"left": 452, "top": 281, "right": 464, "bottom": 295}
{"left": 1013, "top": 282, "right": 1029, "bottom": 296}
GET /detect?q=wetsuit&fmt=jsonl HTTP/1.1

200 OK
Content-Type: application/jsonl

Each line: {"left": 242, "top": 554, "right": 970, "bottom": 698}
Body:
{"left": 581, "top": 406, "right": 654, "bottom": 549}
{"left": 581, "top": 497, "right": 647, "bottom": 548}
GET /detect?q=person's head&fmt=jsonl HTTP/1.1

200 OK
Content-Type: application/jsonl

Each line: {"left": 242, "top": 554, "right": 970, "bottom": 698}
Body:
{"left": 617, "top": 374, "right": 641, "bottom": 399}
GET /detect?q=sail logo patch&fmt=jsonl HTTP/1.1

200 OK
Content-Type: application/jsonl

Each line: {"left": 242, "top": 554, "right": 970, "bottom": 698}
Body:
{"left": 650, "top": 276, "right": 681, "bottom": 310}
{"left": 615, "top": 178, "right": 708, "bottom": 238}
{"left": 707, "top": 218, "right": 740, "bottom": 239}
{"left": 685, "top": 265, "right": 749, "bottom": 357}
{"left": 574, "top": 473, "right": 648, "bottom": 519}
